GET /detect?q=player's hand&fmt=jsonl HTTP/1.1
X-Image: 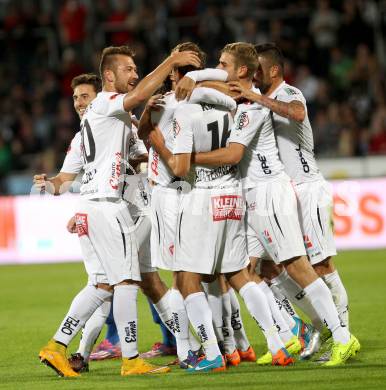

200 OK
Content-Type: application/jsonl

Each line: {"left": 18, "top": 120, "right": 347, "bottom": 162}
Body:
{"left": 149, "top": 127, "right": 165, "bottom": 152}
{"left": 66, "top": 216, "right": 77, "bottom": 234}
{"left": 228, "top": 81, "right": 261, "bottom": 102}
{"left": 33, "top": 173, "right": 47, "bottom": 194}
{"left": 175, "top": 76, "right": 196, "bottom": 101}
{"left": 146, "top": 94, "right": 165, "bottom": 111}
{"left": 169, "top": 50, "right": 201, "bottom": 69}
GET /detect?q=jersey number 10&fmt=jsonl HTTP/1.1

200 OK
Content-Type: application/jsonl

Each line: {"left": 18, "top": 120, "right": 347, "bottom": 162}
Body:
{"left": 80, "top": 119, "right": 96, "bottom": 164}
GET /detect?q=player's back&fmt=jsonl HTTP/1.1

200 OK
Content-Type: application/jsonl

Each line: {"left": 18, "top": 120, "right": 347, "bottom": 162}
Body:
{"left": 80, "top": 91, "right": 132, "bottom": 199}
{"left": 173, "top": 102, "right": 238, "bottom": 189}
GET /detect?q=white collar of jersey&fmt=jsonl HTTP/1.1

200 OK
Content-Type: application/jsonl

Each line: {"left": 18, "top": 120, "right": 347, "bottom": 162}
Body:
{"left": 269, "top": 80, "right": 286, "bottom": 99}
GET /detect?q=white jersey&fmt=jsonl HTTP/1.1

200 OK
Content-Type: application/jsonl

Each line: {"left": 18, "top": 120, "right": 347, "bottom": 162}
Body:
{"left": 173, "top": 103, "right": 238, "bottom": 189}
{"left": 149, "top": 92, "right": 180, "bottom": 186}
{"left": 61, "top": 131, "right": 83, "bottom": 174}
{"left": 79, "top": 91, "right": 132, "bottom": 199}
{"left": 149, "top": 88, "right": 237, "bottom": 187}
{"left": 229, "top": 98, "right": 284, "bottom": 189}
{"left": 269, "top": 81, "right": 322, "bottom": 183}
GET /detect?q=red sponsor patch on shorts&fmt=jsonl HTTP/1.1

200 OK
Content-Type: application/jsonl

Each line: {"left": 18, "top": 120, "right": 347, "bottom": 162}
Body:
{"left": 75, "top": 213, "right": 88, "bottom": 237}
{"left": 169, "top": 244, "right": 174, "bottom": 256}
{"left": 211, "top": 195, "right": 243, "bottom": 222}
{"left": 303, "top": 235, "right": 313, "bottom": 248}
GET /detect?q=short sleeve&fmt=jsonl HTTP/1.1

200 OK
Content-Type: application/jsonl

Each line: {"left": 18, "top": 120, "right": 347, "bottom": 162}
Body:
{"left": 172, "top": 107, "right": 193, "bottom": 154}
{"left": 229, "top": 107, "right": 268, "bottom": 147}
{"left": 60, "top": 132, "right": 83, "bottom": 174}
{"left": 275, "top": 86, "right": 306, "bottom": 105}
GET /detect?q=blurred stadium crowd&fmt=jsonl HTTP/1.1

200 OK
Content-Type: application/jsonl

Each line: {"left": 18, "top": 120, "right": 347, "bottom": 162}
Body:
{"left": 0, "top": 0, "right": 385, "bottom": 193}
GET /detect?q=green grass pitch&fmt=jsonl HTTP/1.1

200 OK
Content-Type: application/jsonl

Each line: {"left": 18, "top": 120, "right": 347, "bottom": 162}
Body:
{"left": 0, "top": 250, "right": 385, "bottom": 390}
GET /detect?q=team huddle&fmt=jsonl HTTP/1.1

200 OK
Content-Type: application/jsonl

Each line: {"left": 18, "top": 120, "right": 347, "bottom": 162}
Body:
{"left": 34, "top": 41, "right": 360, "bottom": 377}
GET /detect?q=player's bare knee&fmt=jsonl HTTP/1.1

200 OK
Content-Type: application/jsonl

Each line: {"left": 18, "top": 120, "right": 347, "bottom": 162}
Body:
{"left": 313, "top": 257, "right": 335, "bottom": 276}
{"left": 260, "top": 259, "right": 282, "bottom": 280}
{"left": 96, "top": 283, "right": 113, "bottom": 293}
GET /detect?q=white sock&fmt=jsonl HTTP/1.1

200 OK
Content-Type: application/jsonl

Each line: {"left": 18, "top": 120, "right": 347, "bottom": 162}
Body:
{"left": 113, "top": 284, "right": 139, "bottom": 358}
{"left": 304, "top": 279, "right": 350, "bottom": 344}
{"left": 54, "top": 285, "right": 112, "bottom": 346}
{"left": 78, "top": 299, "right": 112, "bottom": 361}
{"left": 228, "top": 288, "right": 250, "bottom": 352}
{"left": 323, "top": 270, "right": 349, "bottom": 329}
{"left": 270, "top": 284, "right": 299, "bottom": 329}
{"left": 184, "top": 292, "right": 221, "bottom": 360}
{"left": 169, "top": 288, "right": 194, "bottom": 361}
{"left": 222, "top": 291, "right": 236, "bottom": 354}
{"left": 258, "top": 281, "right": 293, "bottom": 344}
{"left": 153, "top": 289, "right": 175, "bottom": 335}
{"left": 271, "top": 270, "right": 325, "bottom": 332}
{"left": 239, "top": 282, "right": 284, "bottom": 354}
{"left": 206, "top": 281, "right": 224, "bottom": 345}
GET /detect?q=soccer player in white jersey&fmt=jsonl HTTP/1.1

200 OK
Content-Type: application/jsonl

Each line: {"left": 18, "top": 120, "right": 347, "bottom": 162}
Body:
{"left": 150, "top": 42, "right": 295, "bottom": 372}
{"left": 139, "top": 42, "right": 242, "bottom": 368}
{"left": 37, "top": 45, "right": 201, "bottom": 377}
{"left": 180, "top": 42, "right": 359, "bottom": 367}
{"left": 34, "top": 73, "right": 178, "bottom": 373}
{"left": 230, "top": 42, "right": 360, "bottom": 362}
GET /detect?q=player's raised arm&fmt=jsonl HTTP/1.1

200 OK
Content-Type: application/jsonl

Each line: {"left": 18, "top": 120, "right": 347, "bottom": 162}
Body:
{"left": 229, "top": 81, "right": 305, "bottom": 122}
{"left": 175, "top": 68, "right": 228, "bottom": 101}
{"left": 123, "top": 51, "right": 201, "bottom": 112}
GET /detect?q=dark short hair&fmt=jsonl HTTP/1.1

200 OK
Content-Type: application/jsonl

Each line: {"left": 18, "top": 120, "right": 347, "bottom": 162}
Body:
{"left": 254, "top": 42, "right": 284, "bottom": 74}
{"left": 71, "top": 73, "right": 102, "bottom": 93}
{"left": 172, "top": 42, "right": 206, "bottom": 76}
{"left": 221, "top": 42, "right": 258, "bottom": 79}
{"left": 99, "top": 46, "right": 136, "bottom": 80}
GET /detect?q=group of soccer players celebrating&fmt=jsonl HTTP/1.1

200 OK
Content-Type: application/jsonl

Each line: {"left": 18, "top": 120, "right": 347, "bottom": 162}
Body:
{"left": 34, "top": 39, "right": 360, "bottom": 377}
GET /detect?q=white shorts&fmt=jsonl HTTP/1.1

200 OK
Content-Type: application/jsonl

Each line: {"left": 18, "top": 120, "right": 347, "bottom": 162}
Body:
{"left": 150, "top": 185, "right": 180, "bottom": 271}
{"left": 174, "top": 186, "right": 249, "bottom": 275}
{"left": 132, "top": 214, "right": 155, "bottom": 274}
{"left": 76, "top": 198, "right": 141, "bottom": 286}
{"left": 294, "top": 180, "right": 337, "bottom": 265}
{"left": 246, "top": 222, "right": 268, "bottom": 259}
{"left": 245, "top": 174, "right": 306, "bottom": 264}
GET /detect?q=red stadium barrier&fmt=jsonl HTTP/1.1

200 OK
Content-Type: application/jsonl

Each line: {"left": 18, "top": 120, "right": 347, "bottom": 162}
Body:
{"left": 0, "top": 178, "right": 385, "bottom": 264}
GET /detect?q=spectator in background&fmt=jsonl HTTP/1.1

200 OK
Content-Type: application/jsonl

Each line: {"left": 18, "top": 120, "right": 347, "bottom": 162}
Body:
{"left": 309, "top": 0, "right": 340, "bottom": 75}
{"left": 59, "top": 0, "right": 87, "bottom": 57}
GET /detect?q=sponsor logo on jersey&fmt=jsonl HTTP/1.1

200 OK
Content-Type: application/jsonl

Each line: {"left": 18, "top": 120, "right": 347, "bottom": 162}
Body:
{"left": 109, "top": 93, "right": 120, "bottom": 100}
{"left": 82, "top": 168, "right": 97, "bottom": 184}
{"left": 109, "top": 152, "right": 122, "bottom": 190}
{"left": 200, "top": 103, "right": 215, "bottom": 111}
{"left": 257, "top": 153, "right": 272, "bottom": 174}
{"left": 173, "top": 119, "right": 180, "bottom": 137}
{"left": 75, "top": 213, "right": 88, "bottom": 237}
{"left": 195, "top": 165, "right": 236, "bottom": 183}
{"left": 284, "top": 87, "right": 298, "bottom": 96}
{"left": 235, "top": 111, "right": 249, "bottom": 130}
{"left": 295, "top": 144, "right": 310, "bottom": 173}
{"left": 151, "top": 150, "right": 159, "bottom": 176}
{"left": 61, "top": 316, "right": 80, "bottom": 335}
{"left": 211, "top": 195, "right": 243, "bottom": 222}
{"left": 124, "top": 321, "right": 137, "bottom": 343}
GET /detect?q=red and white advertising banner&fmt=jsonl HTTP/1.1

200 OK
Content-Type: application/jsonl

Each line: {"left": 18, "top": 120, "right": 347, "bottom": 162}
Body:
{"left": 0, "top": 178, "right": 385, "bottom": 264}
